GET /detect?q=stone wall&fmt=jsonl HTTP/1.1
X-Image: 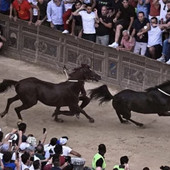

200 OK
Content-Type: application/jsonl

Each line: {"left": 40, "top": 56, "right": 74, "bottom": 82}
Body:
{"left": 1, "top": 14, "right": 170, "bottom": 90}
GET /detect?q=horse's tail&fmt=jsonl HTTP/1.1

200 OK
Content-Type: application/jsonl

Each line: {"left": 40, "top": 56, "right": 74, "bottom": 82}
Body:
{"left": 89, "top": 85, "right": 113, "bottom": 105}
{"left": 0, "top": 79, "right": 18, "bottom": 93}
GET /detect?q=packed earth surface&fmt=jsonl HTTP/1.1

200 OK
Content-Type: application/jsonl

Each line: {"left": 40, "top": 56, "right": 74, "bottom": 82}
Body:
{"left": 0, "top": 56, "right": 170, "bottom": 170}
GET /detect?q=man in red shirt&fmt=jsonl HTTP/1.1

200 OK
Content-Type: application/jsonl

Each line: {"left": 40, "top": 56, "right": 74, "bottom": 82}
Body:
{"left": 12, "top": 0, "right": 32, "bottom": 25}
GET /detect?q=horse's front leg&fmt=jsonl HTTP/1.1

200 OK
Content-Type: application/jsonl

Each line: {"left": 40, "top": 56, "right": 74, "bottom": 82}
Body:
{"left": 52, "top": 107, "right": 64, "bottom": 123}
{"left": 70, "top": 106, "right": 94, "bottom": 123}
{"left": 79, "top": 96, "right": 91, "bottom": 109}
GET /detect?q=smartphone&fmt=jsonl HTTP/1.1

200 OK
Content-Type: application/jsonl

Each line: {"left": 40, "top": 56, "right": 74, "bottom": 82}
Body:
{"left": 16, "top": 151, "right": 19, "bottom": 159}
{"left": 43, "top": 128, "right": 46, "bottom": 134}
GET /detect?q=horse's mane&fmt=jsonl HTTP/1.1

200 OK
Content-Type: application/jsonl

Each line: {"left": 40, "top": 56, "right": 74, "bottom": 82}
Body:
{"left": 69, "top": 64, "right": 90, "bottom": 76}
{"left": 145, "top": 80, "right": 170, "bottom": 92}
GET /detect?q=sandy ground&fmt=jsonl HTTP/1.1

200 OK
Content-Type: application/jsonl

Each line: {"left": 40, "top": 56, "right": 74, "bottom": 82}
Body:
{"left": 0, "top": 56, "right": 170, "bottom": 170}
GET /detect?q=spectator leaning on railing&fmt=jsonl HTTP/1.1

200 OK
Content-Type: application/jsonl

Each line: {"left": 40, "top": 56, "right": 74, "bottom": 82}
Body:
{"left": 108, "top": 0, "right": 135, "bottom": 48}
{"left": 116, "top": 30, "right": 135, "bottom": 52}
{"left": 157, "top": 9, "right": 170, "bottom": 64}
{"left": 12, "top": 0, "right": 33, "bottom": 25}
{"left": 46, "top": 0, "right": 64, "bottom": 31}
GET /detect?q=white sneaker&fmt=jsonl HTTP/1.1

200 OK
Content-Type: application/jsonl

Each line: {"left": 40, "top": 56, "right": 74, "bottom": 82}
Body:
{"left": 62, "top": 30, "right": 69, "bottom": 34}
{"left": 157, "top": 56, "right": 165, "bottom": 63}
{"left": 166, "top": 59, "right": 170, "bottom": 65}
{"left": 108, "top": 42, "right": 119, "bottom": 48}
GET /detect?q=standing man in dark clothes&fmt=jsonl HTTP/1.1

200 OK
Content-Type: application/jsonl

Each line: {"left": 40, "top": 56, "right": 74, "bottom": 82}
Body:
{"left": 35, "top": 0, "right": 48, "bottom": 26}
{"left": 131, "top": 11, "right": 150, "bottom": 56}
{"left": 95, "top": 0, "right": 112, "bottom": 16}
{"left": 92, "top": 144, "right": 106, "bottom": 170}
{"left": 111, "top": 0, "right": 123, "bottom": 14}
{"left": 95, "top": 6, "right": 112, "bottom": 46}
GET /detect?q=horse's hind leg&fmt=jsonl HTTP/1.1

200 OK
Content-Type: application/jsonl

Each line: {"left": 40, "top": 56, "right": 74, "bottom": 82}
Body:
{"left": 14, "top": 102, "right": 36, "bottom": 120}
{"left": 1, "top": 95, "right": 19, "bottom": 118}
{"left": 113, "top": 105, "right": 128, "bottom": 123}
{"left": 114, "top": 104, "right": 143, "bottom": 127}
{"left": 121, "top": 109, "right": 143, "bottom": 127}
{"left": 128, "top": 119, "right": 143, "bottom": 127}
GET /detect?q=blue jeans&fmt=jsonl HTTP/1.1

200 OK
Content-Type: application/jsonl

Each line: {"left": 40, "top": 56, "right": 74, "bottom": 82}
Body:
{"left": 162, "top": 39, "right": 170, "bottom": 61}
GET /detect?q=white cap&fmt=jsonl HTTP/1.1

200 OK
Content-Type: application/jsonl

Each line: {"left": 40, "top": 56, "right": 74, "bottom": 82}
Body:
{"left": 59, "top": 138, "right": 68, "bottom": 145}
{"left": 19, "top": 142, "right": 30, "bottom": 150}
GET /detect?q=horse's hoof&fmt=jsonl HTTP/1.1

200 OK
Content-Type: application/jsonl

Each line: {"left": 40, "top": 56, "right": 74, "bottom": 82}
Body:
{"left": 121, "top": 120, "right": 129, "bottom": 124}
{"left": 76, "top": 115, "right": 80, "bottom": 119}
{"left": 18, "top": 119, "right": 23, "bottom": 123}
{"left": 89, "top": 118, "right": 94, "bottom": 123}
{"left": 1, "top": 113, "right": 5, "bottom": 118}
{"left": 55, "top": 118, "right": 64, "bottom": 123}
{"left": 137, "top": 123, "right": 143, "bottom": 127}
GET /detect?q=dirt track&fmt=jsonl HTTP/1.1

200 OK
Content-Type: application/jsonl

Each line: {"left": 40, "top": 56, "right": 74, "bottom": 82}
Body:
{"left": 0, "top": 56, "right": 170, "bottom": 170}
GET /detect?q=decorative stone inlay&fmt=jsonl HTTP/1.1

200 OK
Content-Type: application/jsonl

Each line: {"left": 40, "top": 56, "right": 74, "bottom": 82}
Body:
{"left": 108, "top": 60, "right": 117, "bottom": 79}
{"left": 34, "top": 40, "right": 47, "bottom": 53}
{"left": 77, "top": 54, "right": 91, "bottom": 66}
{"left": 123, "top": 66, "right": 144, "bottom": 83}
{"left": 8, "top": 32, "right": 17, "bottom": 48}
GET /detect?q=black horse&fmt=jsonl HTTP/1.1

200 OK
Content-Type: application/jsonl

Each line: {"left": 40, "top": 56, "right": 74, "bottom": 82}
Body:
{"left": 0, "top": 64, "right": 101, "bottom": 122}
{"left": 89, "top": 81, "right": 170, "bottom": 126}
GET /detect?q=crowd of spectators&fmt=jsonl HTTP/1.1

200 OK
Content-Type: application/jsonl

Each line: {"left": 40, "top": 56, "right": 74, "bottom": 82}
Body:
{"left": 0, "top": 122, "right": 83, "bottom": 170}
{"left": 0, "top": 0, "right": 170, "bottom": 62}
{"left": 0, "top": 122, "right": 170, "bottom": 170}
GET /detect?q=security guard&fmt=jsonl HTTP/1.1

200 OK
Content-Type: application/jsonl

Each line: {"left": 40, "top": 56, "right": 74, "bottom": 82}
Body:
{"left": 92, "top": 144, "right": 106, "bottom": 170}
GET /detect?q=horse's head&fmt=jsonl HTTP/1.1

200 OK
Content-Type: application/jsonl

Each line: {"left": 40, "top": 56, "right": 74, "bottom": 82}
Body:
{"left": 69, "top": 64, "right": 101, "bottom": 81}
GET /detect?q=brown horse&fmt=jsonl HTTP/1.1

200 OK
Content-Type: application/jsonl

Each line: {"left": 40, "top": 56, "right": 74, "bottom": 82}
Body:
{"left": 0, "top": 64, "right": 101, "bottom": 122}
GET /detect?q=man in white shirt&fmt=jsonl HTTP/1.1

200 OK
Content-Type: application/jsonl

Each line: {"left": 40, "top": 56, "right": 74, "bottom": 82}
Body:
{"left": 59, "top": 137, "right": 81, "bottom": 157}
{"left": 73, "top": 3, "right": 97, "bottom": 42}
{"left": 47, "top": 0, "right": 64, "bottom": 31}
{"left": 146, "top": 17, "right": 163, "bottom": 59}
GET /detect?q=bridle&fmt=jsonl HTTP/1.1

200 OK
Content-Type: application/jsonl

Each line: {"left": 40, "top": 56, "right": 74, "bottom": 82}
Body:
{"left": 157, "top": 88, "right": 170, "bottom": 97}
{"left": 63, "top": 68, "right": 83, "bottom": 82}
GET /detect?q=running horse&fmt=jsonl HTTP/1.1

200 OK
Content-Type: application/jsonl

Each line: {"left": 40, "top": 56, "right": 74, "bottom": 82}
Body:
{"left": 89, "top": 81, "right": 170, "bottom": 126}
{"left": 0, "top": 64, "right": 101, "bottom": 122}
